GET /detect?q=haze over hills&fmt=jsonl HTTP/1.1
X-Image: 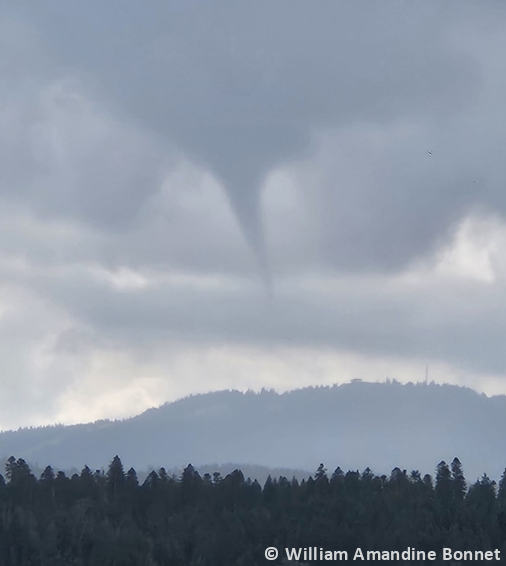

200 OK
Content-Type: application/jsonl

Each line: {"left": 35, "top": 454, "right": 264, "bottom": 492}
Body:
{"left": 1, "top": 380, "right": 505, "bottom": 483}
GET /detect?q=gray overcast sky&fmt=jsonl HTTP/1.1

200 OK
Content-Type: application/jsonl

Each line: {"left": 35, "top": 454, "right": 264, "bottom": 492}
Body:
{"left": 1, "top": 0, "right": 506, "bottom": 429}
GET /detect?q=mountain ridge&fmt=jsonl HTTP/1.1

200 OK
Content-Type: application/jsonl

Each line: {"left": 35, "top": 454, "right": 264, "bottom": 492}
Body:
{"left": 1, "top": 380, "right": 505, "bottom": 482}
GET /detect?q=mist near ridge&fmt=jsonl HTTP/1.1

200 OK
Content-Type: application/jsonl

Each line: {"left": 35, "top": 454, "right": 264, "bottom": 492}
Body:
{"left": 1, "top": 380, "right": 504, "bottom": 483}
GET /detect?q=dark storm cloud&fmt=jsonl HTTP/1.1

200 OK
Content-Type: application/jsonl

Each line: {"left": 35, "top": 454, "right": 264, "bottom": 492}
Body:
{"left": 3, "top": 0, "right": 506, "bottom": 427}
{"left": 17, "top": 265, "right": 506, "bottom": 379}
{"left": 3, "top": 0, "right": 487, "bottom": 271}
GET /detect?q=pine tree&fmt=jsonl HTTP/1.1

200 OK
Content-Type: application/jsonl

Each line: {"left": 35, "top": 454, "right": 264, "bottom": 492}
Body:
{"left": 181, "top": 464, "right": 201, "bottom": 505}
{"left": 331, "top": 467, "right": 344, "bottom": 480}
{"left": 498, "top": 469, "right": 506, "bottom": 539}
{"left": 4, "top": 455, "right": 16, "bottom": 482}
{"left": 498, "top": 468, "right": 506, "bottom": 508}
{"left": 435, "top": 461, "right": 453, "bottom": 529}
{"left": 435, "top": 461, "right": 452, "bottom": 499}
{"left": 107, "top": 455, "right": 125, "bottom": 498}
{"left": 409, "top": 470, "right": 422, "bottom": 483}
{"left": 143, "top": 470, "right": 159, "bottom": 489}
{"left": 5, "top": 457, "right": 33, "bottom": 485}
{"left": 423, "top": 474, "right": 433, "bottom": 489}
{"left": 314, "top": 463, "right": 328, "bottom": 482}
{"left": 158, "top": 467, "right": 169, "bottom": 484}
{"left": 126, "top": 467, "right": 139, "bottom": 489}
{"left": 40, "top": 465, "right": 56, "bottom": 502}
{"left": 40, "top": 465, "right": 55, "bottom": 483}
{"left": 450, "top": 457, "right": 466, "bottom": 501}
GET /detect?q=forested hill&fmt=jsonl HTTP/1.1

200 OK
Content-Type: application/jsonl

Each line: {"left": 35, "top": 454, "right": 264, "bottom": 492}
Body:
{"left": 1, "top": 381, "right": 505, "bottom": 481}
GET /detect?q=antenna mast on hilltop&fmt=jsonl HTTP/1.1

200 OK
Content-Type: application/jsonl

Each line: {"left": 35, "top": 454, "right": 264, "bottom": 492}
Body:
{"left": 425, "top": 365, "right": 429, "bottom": 384}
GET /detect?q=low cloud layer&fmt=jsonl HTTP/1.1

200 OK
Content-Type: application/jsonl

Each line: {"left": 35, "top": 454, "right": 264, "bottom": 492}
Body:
{"left": 1, "top": 1, "right": 506, "bottom": 428}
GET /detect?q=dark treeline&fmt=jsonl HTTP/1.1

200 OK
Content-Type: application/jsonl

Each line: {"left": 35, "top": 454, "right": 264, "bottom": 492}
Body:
{"left": 1, "top": 456, "right": 506, "bottom": 565}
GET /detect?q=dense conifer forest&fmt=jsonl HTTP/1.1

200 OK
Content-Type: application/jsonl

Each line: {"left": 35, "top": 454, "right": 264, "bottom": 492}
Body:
{"left": 1, "top": 455, "right": 505, "bottom": 565}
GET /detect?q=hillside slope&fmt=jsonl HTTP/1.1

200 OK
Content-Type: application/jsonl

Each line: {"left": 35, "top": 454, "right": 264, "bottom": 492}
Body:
{"left": 1, "top": 381, "right": 504, "bottom": 481}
